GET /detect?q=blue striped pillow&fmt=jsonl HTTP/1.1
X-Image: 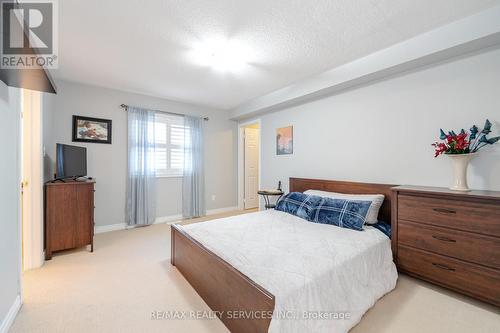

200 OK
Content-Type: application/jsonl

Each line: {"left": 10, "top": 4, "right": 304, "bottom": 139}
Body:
{"left": 309, "top": 197, "right": 371, "bottom": 231}
{"left": 275, "top": 192, "right": 322, "bottom": 220}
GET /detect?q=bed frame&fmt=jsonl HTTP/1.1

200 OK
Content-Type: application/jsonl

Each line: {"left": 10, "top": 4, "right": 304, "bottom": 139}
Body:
{"left": 171, "top": 178, "right": 396, "bottom": 333}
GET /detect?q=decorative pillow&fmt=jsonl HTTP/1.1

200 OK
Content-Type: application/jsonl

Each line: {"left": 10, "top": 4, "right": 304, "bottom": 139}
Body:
{"left": 275, "top": 192, "right": 322, "bottom": 220}
{"left": 304, "top": 190, "right": 384, "bottom": 225}
{"left": 309, "top": 197, "right": 372, "bottom": 231}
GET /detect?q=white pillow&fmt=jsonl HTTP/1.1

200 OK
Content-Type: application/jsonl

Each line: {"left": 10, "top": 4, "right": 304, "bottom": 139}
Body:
{"left": 304, "top": 190, "right": 384, "bottom": 225}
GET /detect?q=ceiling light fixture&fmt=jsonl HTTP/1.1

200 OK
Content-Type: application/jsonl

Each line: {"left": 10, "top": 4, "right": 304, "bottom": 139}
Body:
{"left": 191, "top": 38, "right": 250, "bottom": 72}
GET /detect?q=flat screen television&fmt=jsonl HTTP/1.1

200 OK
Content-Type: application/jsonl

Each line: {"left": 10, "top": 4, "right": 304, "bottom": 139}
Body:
{"left": 56, "top": 143, "right": 87, "bottom": 179}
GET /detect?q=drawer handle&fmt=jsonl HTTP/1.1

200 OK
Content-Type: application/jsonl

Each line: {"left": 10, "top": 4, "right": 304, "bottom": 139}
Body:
{"left": 432, "top": 235, "right": 456, "bottom": 243}
{"left": 432, "top": 263, "right": 456, "bottom": 272}
{"left": 433, "top": 208, "right": 456, "bottom": 214}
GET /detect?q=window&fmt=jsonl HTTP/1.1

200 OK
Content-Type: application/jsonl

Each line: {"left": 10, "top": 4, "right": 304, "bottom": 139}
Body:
{"left": 153, "top": 113, "right": 186, "bottom": 177}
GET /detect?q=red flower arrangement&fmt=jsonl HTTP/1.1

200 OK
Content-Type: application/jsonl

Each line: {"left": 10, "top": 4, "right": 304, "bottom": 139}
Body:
{"left": 432, "top": 132, "right": 469, "bottom": 157}
{"left": 432, "top": 120, "right": 499, "bottom": 158}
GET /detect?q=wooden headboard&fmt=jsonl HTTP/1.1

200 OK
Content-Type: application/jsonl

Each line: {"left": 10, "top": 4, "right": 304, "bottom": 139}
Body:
{"left": 289, "top": 178, "right": 396, "bottom": 223}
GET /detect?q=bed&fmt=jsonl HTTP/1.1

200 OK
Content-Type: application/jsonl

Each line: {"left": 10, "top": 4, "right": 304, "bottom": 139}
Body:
{"left": 171, "top": 178, "right": 398, "bottom": 333}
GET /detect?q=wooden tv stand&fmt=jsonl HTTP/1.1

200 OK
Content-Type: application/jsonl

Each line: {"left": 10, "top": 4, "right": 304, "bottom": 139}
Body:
{"left": 44, "top": 180, "right": 95, "bottom": 260}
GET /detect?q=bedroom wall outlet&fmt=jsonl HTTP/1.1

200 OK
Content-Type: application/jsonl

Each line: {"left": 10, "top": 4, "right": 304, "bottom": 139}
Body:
{"left": 211, "top": 195, "right": 216, "bottom": 201}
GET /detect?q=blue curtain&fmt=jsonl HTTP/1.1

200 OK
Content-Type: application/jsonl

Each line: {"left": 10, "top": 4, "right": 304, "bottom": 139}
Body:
{"left": 126, "top": 107, "right": 156, "bottom": 226}
{"left": 182, "top": 115, "right": 206, "bottom": 218}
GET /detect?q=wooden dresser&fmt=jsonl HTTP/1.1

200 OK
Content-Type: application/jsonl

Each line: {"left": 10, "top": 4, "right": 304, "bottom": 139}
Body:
{"left": 392, "top": 185, "right": 500, "bottom": 307}
{"left": 45, "top": 180, "right": 95, "bottom": 260}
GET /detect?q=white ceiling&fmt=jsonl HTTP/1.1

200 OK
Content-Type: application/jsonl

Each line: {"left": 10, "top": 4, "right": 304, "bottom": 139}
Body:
{"left": 54, "top": 0, "right": 500, "bottom": 110}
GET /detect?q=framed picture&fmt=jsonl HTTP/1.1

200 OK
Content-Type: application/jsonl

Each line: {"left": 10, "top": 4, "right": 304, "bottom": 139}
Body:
{"left": 276, "top": 126, "right": 293, "bottom": 155}
{"left": 72, "top": 115, "right": 112, "bottom": 144}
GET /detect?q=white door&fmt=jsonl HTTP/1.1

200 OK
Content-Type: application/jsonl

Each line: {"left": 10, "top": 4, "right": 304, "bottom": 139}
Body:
{"left": 21, "top": 90, "right": 44, "bottom": 270}
{"left": 244, "top": 128, "right": 259, "bottom": 209}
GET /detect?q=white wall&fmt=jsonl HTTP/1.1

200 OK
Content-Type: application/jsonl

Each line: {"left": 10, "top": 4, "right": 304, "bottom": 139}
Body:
{"left": 0, "top": 82, "right": 21, "bottom": 331}
{"left": 258, "top": 47, "right": 500, "bottom": 194}
{"left": 44, "top": 80, "right": 238, "bottom": 227}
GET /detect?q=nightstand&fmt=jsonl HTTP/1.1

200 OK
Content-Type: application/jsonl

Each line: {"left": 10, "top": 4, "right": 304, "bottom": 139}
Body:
{"left": 257, "top": 190, "right": 284, "bottom": 209}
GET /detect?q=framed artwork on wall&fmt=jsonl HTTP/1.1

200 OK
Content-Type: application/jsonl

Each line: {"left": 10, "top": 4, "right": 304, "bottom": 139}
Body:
{"left": 72, "top": 115, "right": 112, "bottom": 144}
{"left": 276, "top": 126, "right": 293, "bottom": 155}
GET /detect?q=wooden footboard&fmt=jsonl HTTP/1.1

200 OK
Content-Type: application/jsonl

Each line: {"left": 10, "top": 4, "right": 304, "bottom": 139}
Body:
{"left": 171, "top": 224, "right": 275, "bottom": 333}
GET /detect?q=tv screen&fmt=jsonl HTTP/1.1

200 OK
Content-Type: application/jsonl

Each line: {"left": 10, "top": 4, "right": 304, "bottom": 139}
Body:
{"left": 56, "top": 144, "right": 87, "bottom": 179}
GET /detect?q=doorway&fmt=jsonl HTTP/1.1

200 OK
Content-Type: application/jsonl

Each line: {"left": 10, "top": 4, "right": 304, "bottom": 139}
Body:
{"left": 238, "top": 120, "right": 261, "bottom": 210}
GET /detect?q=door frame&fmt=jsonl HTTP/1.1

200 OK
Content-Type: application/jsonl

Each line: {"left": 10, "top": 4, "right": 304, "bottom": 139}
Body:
{"left": 17, "top": 89, "right": 24, "bottom": 302}
{"left": 238, "top": 118, "right": 262, "bottom": 210}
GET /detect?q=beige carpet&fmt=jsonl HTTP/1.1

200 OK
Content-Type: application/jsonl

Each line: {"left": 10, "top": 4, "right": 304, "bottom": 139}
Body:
{"left": 11, "top": 210, "right": 500, "bottom": 333}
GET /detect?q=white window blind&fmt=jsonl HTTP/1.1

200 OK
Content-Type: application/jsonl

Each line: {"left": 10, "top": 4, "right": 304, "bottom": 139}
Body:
{"left": 154, "top": 113, "right": 185, "bottom": 177}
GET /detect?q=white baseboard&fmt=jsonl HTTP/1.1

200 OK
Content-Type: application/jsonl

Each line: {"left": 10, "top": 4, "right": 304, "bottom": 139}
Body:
{"left": 94, "top": 206, "right": 240, "bottom": 234}
{"left": 0, "top": 295, "right": 21, "bottom": 333}
{"left": 94, "top": 223, "right": 128, "bottom": 234}
{"left": 206, "top": 206, "right": 239, "bottom": 215}
{"left": 153, "top": 214, "right": 182, "bottom": 225}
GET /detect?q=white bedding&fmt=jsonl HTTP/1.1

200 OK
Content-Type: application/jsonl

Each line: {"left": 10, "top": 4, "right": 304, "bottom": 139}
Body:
{"left": 180, "top": 209, "right": 398, "bottom": 333}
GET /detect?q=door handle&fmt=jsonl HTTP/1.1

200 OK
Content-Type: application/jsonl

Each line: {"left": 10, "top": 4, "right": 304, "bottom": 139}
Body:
{"left": 432, "top": 263, "right": 456, "bottom": 271}
{"left": 433, "top": 208, "right": 456, "bottom": 214}
{"left": 432, "top": 235, "right": 456, "bottom": 243}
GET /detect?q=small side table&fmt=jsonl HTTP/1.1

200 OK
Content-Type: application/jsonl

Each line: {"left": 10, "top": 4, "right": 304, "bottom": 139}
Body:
{"left": 257, "top": 190, "right": 284, "bottom": 209}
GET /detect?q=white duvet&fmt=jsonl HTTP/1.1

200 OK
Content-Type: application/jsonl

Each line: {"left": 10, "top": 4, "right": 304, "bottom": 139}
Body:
{"left": 180, "top": 209, "right": 398, "bottom": 333}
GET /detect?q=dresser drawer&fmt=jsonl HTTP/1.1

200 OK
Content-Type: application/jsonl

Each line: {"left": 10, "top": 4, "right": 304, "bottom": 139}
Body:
{"left": 398, "top": 194, "right": 500, "bottom": 237}
{"left": 398, "top": 221, "right": 500, "bottom": 270}
{"left": 398, "top": 245, "right": 500, "bottom": 306}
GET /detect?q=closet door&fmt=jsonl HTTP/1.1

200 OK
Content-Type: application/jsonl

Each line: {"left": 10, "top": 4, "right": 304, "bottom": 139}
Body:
{"left": 244, "top": 127, "right": 259, "bottom": 209}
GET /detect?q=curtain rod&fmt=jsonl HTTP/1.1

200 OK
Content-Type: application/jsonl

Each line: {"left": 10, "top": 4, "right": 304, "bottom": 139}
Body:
{"left": 120, "top": 104, "right": 209, "bottom": 121}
